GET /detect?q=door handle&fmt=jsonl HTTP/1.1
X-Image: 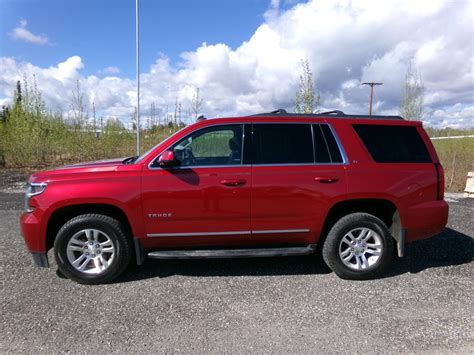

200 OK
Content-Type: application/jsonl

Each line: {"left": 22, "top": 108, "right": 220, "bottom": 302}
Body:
{"left": 220, "top": 179, "right": 246, "bottom": 186}
{"left": 314, "top": 176, "right": 339, "bottom": 183}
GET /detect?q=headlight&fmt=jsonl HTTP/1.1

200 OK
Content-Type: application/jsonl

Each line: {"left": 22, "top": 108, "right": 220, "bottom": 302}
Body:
{"left": 25, "top": 182, "right": 47, "bottom": 212}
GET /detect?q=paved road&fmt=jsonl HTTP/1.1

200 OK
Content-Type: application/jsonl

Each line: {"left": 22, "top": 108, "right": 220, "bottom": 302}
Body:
{"left": 0, "top": 190, "right": 472, "bottom": 353}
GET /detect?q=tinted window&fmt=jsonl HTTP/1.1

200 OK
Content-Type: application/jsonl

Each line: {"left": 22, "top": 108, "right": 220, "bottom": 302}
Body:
{"left": 170, "top": 124, "right": 243, "bottom": 166}
{"left": 312, "top": 124, "right": 331, "bottom": 163}
{"left": 251, "top": 124, "right": 314, "bottom": 164}
{"left": 321, "top": 124, "right": 343, "bottom": 163}
{"left": 353, "top": 124, "right": 431, "bottom": 163}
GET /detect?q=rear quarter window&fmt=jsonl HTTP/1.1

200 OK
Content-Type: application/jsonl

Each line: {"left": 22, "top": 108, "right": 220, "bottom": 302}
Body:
{"left": 353, "top": 124, "right": 431, "bottom": 163}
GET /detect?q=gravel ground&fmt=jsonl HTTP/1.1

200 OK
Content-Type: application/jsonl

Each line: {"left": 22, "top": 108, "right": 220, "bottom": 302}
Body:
{"left": 0, "top": 181, "right": 472, "bottom": 353}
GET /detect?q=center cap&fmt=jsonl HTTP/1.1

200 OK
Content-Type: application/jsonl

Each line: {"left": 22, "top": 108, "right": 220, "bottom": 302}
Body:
{"left": 88, "top": 243, "right": 100, "bottom": 255}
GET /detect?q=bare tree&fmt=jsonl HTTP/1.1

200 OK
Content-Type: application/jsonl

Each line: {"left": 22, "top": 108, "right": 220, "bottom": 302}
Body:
{"left": 400, "top": 62, "right": 425, "bottom": 120}
{"left": 173, "top": 98, "right": 182, "bottom": 126}
{"left": 149, "top": 102, "right": 156, "bottom": 129}
{"left": 295, "top": 58, "right": 320, "bottom": 114}
{"left": 131, "top": 106, "right": 137, "bottom": 131}
{"left": 70, "top": 80, "right": 88, "bottom": 128}
{"left": 191, "top": 87, "right": 204, "bottom": 121}
{"left": 92, "top": 101, "right": 97, "bottom": 134}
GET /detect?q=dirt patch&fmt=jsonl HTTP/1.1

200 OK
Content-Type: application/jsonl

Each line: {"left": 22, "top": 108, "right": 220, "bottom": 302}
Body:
{"left": 0, "top": 169, "right": 32, "bottom": 193}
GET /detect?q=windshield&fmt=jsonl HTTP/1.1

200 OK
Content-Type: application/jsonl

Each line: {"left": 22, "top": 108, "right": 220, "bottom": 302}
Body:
{"left": 134, "top": 125, "right": 188, "bottom": 164}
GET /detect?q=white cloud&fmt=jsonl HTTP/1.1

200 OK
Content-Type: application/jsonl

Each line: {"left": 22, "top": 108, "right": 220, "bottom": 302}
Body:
{"left": 1, "top": 0, "right": 473, "bottom": 129}
{"left": 10, "top": 19, "right": 50, "bottom": 45}
{"left": 99, "top": 66, "right": 121, "bottom": 75}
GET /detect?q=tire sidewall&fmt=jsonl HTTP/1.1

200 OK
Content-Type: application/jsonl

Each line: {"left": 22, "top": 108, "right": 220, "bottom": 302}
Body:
{"left": 324, "top": 214, "right": 393, "bottom": 280}
{"left": 54, "top": 216, "right": 127, "bottom": 283}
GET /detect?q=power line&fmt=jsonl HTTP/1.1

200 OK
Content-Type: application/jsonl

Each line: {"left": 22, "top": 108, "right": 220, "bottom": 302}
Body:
{"left": 362, "top": 82, "right": 383, "bottom": 116}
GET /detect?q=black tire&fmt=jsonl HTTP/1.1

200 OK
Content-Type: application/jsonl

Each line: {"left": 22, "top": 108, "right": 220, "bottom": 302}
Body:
{"left": 322, "top": 213, "right": 393, "bottom": 280}
{"left": 54, "top": 214, "right": 131, "bottom": 284}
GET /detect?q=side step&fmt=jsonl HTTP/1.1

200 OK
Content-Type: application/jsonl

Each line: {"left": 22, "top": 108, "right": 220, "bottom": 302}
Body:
{"left": 147, "top": 245, "right": 317, "bottom": 260}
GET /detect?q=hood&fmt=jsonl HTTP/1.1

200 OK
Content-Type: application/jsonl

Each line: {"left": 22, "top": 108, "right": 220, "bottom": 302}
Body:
{"left": 29, "top": 158, "right": 128, "bottom": 183}
{"left": 66, "top": 158, "right": 126, "bottom": 168}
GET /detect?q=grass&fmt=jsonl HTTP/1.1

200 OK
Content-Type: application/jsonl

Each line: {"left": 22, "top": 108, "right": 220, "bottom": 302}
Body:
{"left": 432, "top": 138, "right": 474, "bottom": 192}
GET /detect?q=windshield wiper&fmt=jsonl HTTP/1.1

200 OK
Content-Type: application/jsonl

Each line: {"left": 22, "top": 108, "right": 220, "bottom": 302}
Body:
{"left": 122, "top": 156, "right": 138, "bottom": 164}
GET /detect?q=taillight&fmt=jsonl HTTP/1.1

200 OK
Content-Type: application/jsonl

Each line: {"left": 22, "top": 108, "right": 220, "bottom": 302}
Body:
{"left": 434, "top": 163, "right": 445, "bottom": 200}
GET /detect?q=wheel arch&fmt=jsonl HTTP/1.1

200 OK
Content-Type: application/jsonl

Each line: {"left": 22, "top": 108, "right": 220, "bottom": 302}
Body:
{"left": 319, "top": 198, "right": 402, "bottom": 253}
{"left": 45, "top": 203, "right": 134, "bottom": 252}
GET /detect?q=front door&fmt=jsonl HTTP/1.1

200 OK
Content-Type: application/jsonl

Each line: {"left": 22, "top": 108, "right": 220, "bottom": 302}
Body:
{"left": 141, "top": 124, "right": 251, "bottom": 248}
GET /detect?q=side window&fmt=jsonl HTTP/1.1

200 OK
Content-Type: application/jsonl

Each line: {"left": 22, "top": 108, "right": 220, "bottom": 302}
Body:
{"left": 320, "top": 124, "right": 344, "bottom": 163}
{"left": 353, "top": 124, "right": 431, "bottom": 163}
{"left": 312, "top": 124, "right": 344, "bottom": 163}
{"left": 312, "top": 124, "right": 331, "bottom": 163}
{"left": 251, "top": 124, "right": 314, "bottom": 164}
{"left": 171, "top": 124, "right": 243, "bottom": 166}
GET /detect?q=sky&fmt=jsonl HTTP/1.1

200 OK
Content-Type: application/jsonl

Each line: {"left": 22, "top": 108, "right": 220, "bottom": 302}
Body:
{"left": 0, "top": 0, "right": 473, "bottom": 128}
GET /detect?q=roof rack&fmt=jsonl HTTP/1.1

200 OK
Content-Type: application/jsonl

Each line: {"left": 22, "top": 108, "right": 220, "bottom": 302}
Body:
{"left": 250, "top": 109, "right": 404, "bottom": 120}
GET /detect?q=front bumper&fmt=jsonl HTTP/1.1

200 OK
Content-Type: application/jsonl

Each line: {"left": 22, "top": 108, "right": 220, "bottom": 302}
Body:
{"left": 20, "top": 210, "right": 49, "bottom": 268}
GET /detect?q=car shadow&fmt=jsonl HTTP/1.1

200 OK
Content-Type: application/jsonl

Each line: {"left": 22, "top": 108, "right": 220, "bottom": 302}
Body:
{"left": 117, "top": 227, "right": 473, "bottom": 283}
{"left": 384, "top": 227, "right": 473, "bottom": 277}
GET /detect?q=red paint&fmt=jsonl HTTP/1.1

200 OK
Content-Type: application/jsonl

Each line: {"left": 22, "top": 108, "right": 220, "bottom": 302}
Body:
{"left": 20, "top": 115, "right": 448, "bottom": 256}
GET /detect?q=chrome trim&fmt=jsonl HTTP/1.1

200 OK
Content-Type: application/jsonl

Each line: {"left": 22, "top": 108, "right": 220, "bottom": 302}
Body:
{"left": 147, "top": 121, "right": 349, "bottom": 170}
{"left": 150, "top": 164, "right": 251, "bottom": 170}
{"left": 252, "top": 229, "right": 310, "bottom": 234}
{"left": 150, "top": 162, "right": 346, "bottom": 169}
{"left": 147, "top": 229, "right": 309, "bottom": 237}
{"left": 251, "top": 163, "right": 343, "bottom": 167}
{"left": 26, "top": 182, "right": 48, "bottom": 197}
{"left": 25, "top": 182, "right": 48, "bottom": 213}
{"left": 147, "top": 230, "right": 252, "bottom": 237}
{"left": 148, "top": 123, "right": 245, "bottom": 170}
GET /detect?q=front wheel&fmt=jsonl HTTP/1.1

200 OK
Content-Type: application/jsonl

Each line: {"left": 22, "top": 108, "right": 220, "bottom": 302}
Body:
{"left": 322, "top": 213, "right": 393, "bottom": 280}
{"left": 54, "top": 214, "right": 131, "bottom": 284}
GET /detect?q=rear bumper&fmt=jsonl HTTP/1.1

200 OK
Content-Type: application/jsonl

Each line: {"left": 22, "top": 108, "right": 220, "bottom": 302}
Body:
{"left": 404, "top": 200, "right": 449, "bottom": 242}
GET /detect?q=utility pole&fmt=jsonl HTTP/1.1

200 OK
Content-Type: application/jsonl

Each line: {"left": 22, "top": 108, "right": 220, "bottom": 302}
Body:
{"left": 362, "top": 82, "right": 383, "bottom": 116}
{"left": 135, "top": 0, "right": 140, "bottom": 155}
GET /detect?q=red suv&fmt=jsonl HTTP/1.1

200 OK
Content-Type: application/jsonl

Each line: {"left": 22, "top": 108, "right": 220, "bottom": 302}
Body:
{"left": 20, "top": 110, "right": 449, "bottom": 284}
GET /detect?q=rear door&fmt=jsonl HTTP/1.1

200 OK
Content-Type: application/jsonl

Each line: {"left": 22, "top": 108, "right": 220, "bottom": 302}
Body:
{"left": 249, "top": 123, "right": 348, "bottom": 245}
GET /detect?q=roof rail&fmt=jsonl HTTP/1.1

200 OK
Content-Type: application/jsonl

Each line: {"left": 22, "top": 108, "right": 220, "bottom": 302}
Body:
{"left": 249, "top": 109, "right": 404, "bottom": 120}
{"left": 319, "top": 110, "right": 345, "bottom": 116}
{"left": 250, "top": 108, "right": 287, "bottom": 116}
{"left": 270, "top": 109, "right": 288, "bottom": 114}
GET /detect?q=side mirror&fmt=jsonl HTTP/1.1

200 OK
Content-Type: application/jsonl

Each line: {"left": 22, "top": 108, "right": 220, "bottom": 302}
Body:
{"left": 158, "top": 150, "right": 179, "bottom": 167}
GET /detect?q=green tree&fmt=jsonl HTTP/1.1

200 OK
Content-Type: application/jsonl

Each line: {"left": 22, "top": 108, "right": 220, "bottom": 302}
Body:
{"left": 295, "top": 58, "right": 320, "bottom": 114}
{"left": 14, "top": 80, "right": 22, "bottom": 106}
{"left": 400, "top": 62, "right": 425, "bottom": 120}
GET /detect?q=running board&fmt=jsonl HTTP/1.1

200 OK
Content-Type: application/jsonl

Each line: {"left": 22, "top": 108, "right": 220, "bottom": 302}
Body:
{"left": 147, "top": 245, "right": 317, "bottom": 260}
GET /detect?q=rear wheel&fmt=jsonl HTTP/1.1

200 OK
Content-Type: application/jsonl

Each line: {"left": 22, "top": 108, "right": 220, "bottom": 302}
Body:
{"left": 322, "top": 213, "right": 393, "bottom": 280}
{"left": 54, "top": 214, "right": 131, "bottom": 284}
